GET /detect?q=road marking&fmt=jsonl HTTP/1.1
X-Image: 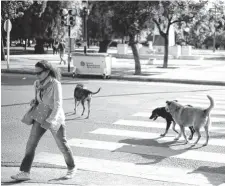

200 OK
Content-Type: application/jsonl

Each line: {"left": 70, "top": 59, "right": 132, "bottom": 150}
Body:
{"left": 146, "top": 108, "right": 224, "bottom": 115}
{"left": 34, "top": 152, "right": 225, "bottom": 186}
{"left": 68, "top": 138, "right": 225, "bottom": 164}
{"left": 134, "top": 110, "right": 225, "bottom": 116}
{"left": 194, "top": 92, "right": 225, "bottom": 96}
{"left": 131, "top": 113, "right": 225, "bottom": 123}
{"left": 183, "top": 95, "right": 225, "bottom": 101}
{"left": 178, "top": 98, "right": 225, "bottom": 104}
{"left": 91, "top": 128, "right": 225, "bottom": 147}
{"left": 148, "top": 105, "right": 225, "bottom": 110}
{"left": 113, "top": 119, "right": 225, "bottom": 133}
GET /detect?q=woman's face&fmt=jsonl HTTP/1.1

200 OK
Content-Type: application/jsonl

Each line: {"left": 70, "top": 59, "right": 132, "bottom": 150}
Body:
{"left": 35, "top": 66, "right": 49, "bottom": 81}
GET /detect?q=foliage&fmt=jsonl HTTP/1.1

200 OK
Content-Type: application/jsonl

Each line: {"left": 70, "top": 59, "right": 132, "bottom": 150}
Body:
{"left": 176, "top": 0, "right": 225, "bottom": 48}
{"left": 146, "top": 0, "right": 208, "bottom": 67}
{"left": 2, "top": 1, "right": 82, "bottom": 42}
{"left": 88, "top": 1, "right": 114, "bottom": 41}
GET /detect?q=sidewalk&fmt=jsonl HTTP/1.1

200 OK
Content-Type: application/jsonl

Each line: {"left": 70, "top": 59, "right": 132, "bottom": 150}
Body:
{"left": 1, "top": 51, "right": 225, "bottom": 86}
{"left": 1, "top": 166, "right": 201, "bottom": 186}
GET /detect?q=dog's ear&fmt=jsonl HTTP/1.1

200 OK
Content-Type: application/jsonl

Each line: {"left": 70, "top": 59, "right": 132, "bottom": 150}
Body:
{"left": 173, "top": 100, "right": 178, "bottom": 102}
{"left": 166, "top": 101, "right": 171, "bottom": 105}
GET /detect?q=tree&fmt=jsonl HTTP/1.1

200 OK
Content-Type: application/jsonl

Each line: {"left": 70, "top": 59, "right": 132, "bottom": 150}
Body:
{"left": 89, "top": 1, "right": 153, "bottom": 75}
{"left": 148, "top": 0, "right": 207, "bottom": 68}
{"left": 1, "top": 0, "right": 32, "bottom": 59}
{"left": 88, "top": 1, "right": 114, "bottom": 53}
{"left": 29, "top": 1, "right": 82, "bottom": 54}
{"left": 111, "top": 1, "right": 154, "bottom": 75}
{"left": 181, "top": 0, "right": 225, "bottom": 49}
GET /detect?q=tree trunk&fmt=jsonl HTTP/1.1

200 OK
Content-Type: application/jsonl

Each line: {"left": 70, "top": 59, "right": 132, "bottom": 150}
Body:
{"left": 1, "top": 38, "right": 6, "bottom": 60}
{"left": 130, "top": 34, "right": 141, "bottom": 75}
{"left": 24, "top": 38, "right": 27, "bottom": 50}
{"left": 163, "top": 35, "right": 169, "bottom": 68}
{"left": 98, "top": 40, "right": 112, "bottom": 53}
{"left": 34, "top": 39, "right": 44, "bottom": 54}
{"left": 28, "top": 38, "right": 31, "bottom": 47}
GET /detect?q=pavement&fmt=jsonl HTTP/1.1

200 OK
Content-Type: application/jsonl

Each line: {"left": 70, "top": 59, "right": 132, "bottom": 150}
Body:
{"left": 1, "top": 47, "right": 225, "bottom": 86}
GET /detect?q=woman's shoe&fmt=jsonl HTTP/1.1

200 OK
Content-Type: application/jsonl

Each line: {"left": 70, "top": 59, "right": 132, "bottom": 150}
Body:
{"left": 64, "top": 167, "right": 77, "bottom": 179}
{"left": 11, "top": 171, "right": 30, "bottom": 181}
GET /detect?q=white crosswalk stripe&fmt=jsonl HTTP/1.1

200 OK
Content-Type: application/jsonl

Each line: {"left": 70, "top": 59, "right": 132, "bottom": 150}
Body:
{"left": 183, "top": 95, "right": 225, "bottom": 101}
{"left": 113, "top": 119, "right": 225, "bottom": 134}
{"left": 178, "top": 98, "right": 225, "bottom": 105}
{"left": 90, "top": 128, "right": 225, "bottom": 147}
{"left": 67, "top": 138, "right": 225, "bottom": 163}
{"left": 133, "top": 112, "right": 225, "bottom": 122}
{"left": 34, "top": 91, "right": 225, "bottom": 185}
{"left": 133, "top": 113, "right": 225, "bottom": 122}
{"left": 146, "top": 109, "right": 224, "bottom": 115}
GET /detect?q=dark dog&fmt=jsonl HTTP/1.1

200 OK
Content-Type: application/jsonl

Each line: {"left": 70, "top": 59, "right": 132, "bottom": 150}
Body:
{"left": 74, "top": 83, "right": 101, "bottom": 119}
{"left": 150, "top": 106, "right": 195, "bottom": 139}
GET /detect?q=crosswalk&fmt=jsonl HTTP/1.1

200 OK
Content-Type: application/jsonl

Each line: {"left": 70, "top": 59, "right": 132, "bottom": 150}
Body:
{"left": 35, "top": 90, "right": 225, "bottom": 185}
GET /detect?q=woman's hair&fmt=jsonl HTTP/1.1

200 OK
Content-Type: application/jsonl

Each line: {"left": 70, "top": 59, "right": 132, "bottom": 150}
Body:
{"left": 35, "top": 60, "right": 61, "bottom": 81}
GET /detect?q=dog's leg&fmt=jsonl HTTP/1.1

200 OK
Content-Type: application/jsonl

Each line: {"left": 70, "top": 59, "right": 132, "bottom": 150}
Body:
{"left": 161, "top": 120, "right": 171, "bottom": 137}
{"left": 172, "top": 121, "right": 179, "bottom": 134}
{"left": 81, "top": 100, "right": 85, "bottom": 116}
{"left": 174, "top": 125, "right": 183, "bottom": 141}
{"left": 74, "top": 99, "right": 77, "bottom": 114}
{"left": 85, "top": 99, "right": 91, "bottom": 119}
{"left": 193, "top": 128, "right": 201, "bottom": 145}
{"left": 188, "top": 126, "right": 195, "bottom": 140}
{"left": 180, "top": 126, "right": 189, "bottom": 144}
{"left": 203, "top": 118, "right": 210, "bottom": 146}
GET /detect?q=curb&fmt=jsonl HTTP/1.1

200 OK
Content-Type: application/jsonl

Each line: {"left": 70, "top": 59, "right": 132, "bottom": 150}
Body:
{"left": 2, "top": 69, "right": 225, "bottom": 86}
{"left": 110, "top": 75, "right": 225, "bottom": 86}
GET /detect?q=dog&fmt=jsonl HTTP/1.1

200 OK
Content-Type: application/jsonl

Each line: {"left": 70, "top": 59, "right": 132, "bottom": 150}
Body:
{"left": 166, "top": 95, "right": 214, "bottom": 146}
{"left": 74, "top": 83, "right": 101, "bottom": 119}
{"left": 150, "top": 106, "right": 195, "bottom": 139}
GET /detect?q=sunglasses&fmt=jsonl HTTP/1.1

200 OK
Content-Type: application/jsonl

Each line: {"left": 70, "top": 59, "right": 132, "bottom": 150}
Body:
{"left": 36, "top": 70, "right": 45, "bottom": 75}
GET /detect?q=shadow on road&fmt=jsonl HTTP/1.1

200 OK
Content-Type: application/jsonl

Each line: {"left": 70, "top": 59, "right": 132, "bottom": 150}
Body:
{"left": 116, "top": 137, "right": 192, "bottom": 165}
{"left": 115, "top": 137, "right": 224, "bottom": 186}
{"left": 1, "top": 180, "right": 25, "bottom": 185}
{"left": 187, "top": 166, "right": 225, "bottom": 186}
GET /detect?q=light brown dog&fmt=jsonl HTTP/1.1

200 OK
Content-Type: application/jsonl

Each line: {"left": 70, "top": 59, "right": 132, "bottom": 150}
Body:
{"left": 165, "top": 95, "right": 214, "bottom": 146}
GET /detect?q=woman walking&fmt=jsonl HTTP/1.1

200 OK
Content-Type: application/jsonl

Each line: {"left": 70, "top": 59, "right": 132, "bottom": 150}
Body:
{"left": 11, "top": 60, "right": 76, "bottom": 180}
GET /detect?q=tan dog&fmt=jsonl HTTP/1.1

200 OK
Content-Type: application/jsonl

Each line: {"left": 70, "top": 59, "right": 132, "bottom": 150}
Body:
{"left": 74, "top": 83, "right": 101, "bottom": 119}
{"left": 165, "top": 95, "right": 214, "bottom": 146}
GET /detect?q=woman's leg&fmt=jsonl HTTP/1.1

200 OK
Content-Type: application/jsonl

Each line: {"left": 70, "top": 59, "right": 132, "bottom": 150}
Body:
{"left": 51, "top": 125, "right": 75, "bottom": 170}
{"left": 20, "top": 121, "right": 46, "bottom": 173}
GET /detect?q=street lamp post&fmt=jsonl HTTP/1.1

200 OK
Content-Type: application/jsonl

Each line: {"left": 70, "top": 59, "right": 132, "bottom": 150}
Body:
{"left": 82, "top": 0, "right": 89, "bottom": 54}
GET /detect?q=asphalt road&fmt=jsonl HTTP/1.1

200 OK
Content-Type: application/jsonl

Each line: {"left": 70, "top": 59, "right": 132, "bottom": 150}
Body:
{"left": 1, "top": 73, "right": 225, "bottom": 185}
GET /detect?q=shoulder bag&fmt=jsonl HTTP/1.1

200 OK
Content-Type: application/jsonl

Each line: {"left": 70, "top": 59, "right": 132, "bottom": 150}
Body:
{"left": 21, "top": 81, "right": 52, "bottom": 125}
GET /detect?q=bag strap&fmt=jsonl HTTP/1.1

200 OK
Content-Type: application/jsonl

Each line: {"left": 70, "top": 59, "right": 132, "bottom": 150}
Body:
{"left": 39, "top": 81, "right": 52, "bottom": 101}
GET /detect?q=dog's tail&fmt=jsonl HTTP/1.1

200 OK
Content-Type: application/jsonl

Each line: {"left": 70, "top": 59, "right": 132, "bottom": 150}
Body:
{"left": 204, "top": 95, "right": 214, "bottom": 115}
{"left": 92, "top": 88, "right": 101, "bottom": 95}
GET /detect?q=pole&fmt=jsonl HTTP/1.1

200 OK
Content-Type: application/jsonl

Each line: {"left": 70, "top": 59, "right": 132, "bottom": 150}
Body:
{"left": 85, "top": 14, "right": 88, "bottom": 49}
{"left": 68, "top": 25, "right": 71, "bottom": 72}
{"left": 83, "top": 10, "right": 87, "bottom": 54}
{"left": 7, "top": 22, "right": 10, "bottom": 70}
{"left": 213, "top": 6, "right": 217, "bottom": 53}
{"left": 213, "top": 31, "right": 216, "bottom": 53}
